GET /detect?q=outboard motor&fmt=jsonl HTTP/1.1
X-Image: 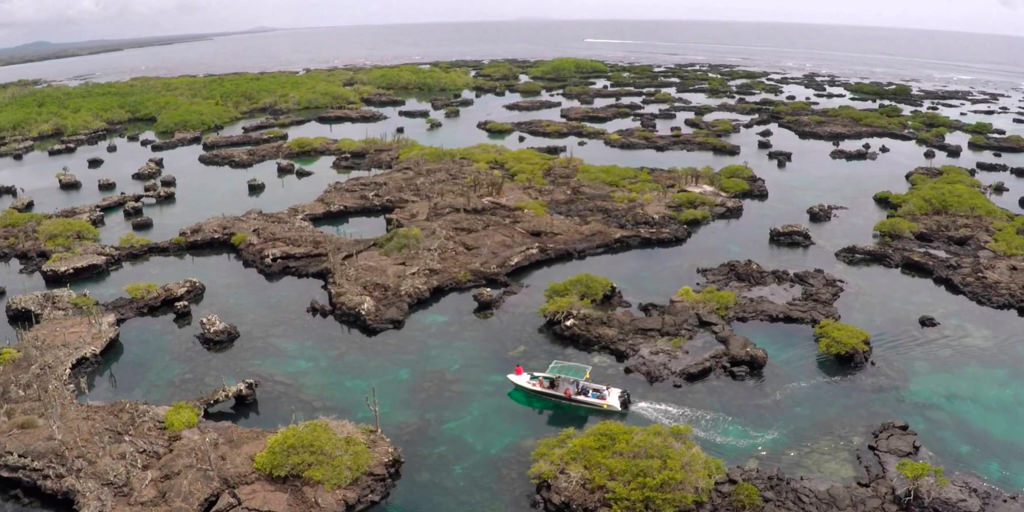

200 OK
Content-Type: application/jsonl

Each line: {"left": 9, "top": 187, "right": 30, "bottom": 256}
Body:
{"left": 619, "top": 390, "right": 631, "bottom": 410}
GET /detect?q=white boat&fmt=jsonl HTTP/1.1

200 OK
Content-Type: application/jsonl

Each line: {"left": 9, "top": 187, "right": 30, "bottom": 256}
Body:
{"left": 506, "top": 360, "right": 631, "bottom": 412}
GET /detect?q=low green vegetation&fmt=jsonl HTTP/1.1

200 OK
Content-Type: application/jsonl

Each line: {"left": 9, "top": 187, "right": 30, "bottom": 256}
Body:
{"left": 118, "top": 233, "right": 151, "bottom": 247}
{"left": 124, "top": 282, "right": 159, "bottom": 300}
{"left": 989, "top": 216, "right": 1024, "bottom": 256}
{"left": 0, "top": 347, "right": 22, "bottom": 366}
{"left": 577, "top": 163, "right": 660, "bottom": 194}
{"left": 814, "top": 319, "right": 870, "bottom": 357}
{"left": 673, "top": 209, "right": 712, "bottom": 225}
{"left": 528, "top": 421, "right": 725, "bottom": 512}
{"left": 823, "top": 105, "right": 905, "bottom": 131}
{"left": 718, "top": 178, "right": 750, "bottom": 195}
{"left": 845, "top": 82, "right": 913, "bottom": 99}
{"left": 480, "top": 121, "right": 515, "bottom": 134}
{"left": 513, "top": 81, "right": 543, "bottom": 96}
{"left": 163, "top": 401, "right": 200, "bottom": 432}
{"left": 896, "top": 166, "right": 1006, "bottom": 219}
{"left": 717, "top": 164, "right": 755, "bottom": 181}
{"left": 398, "top": 143, "right": 555, "bottom": 185}
{"left": 286, "top": 137, "right": 332, "bottom": 153}
{"left": 515, "top": 199, "right": 548, "bottom": 216}
{"left": 539, "top": 273, "right": 614, "bottom": 318}
{"left": 36, "top": 218, "right": 99, "bottom": 250}
{"left": 873, "top": 217, "right": 919, "bottom": 240}
{"left": 896, "top": 459, "right": 949, "bottom": 487}
{"left": 0, "top": 70, "right": 365, "bottom": 137}
{"left": 671, "top": 192, "right": 715, "bottom": 210}
{"left": 230, "top": 232, "right": 249, "bottom": 247}
{"left": 377, "top": 227, "right": 422, "bottom": 256}
{"left": 477, "top": 61, "right": 522, "bottom": 81}
{"left": 355, "top": 64, "right": 472, "bottom": 91}
{"left": 69, "top": 294, "right": 98, "bottom": 310}
{"left": 962, "top": 121, "right": 993, "bottom": 135}
{"left": 730, "top": 481, "right": 763, "bottom": 510}
{"left": 528, "top": 58, "right": 608, "bottom": 80}
{"left": 253, "top": 420, "right": 372, "bottom": 490}
{"left": 0, "top": 209, "right": 44, "bottom": 228}
{"left": 170, "top": 236, "right": 186, "bottom": 245}
{"left": 676, "top": 286, "right": 737, "bottom": 316}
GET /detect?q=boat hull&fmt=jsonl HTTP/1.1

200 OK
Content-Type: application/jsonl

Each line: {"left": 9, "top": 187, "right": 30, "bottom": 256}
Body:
{"left": 507, "top": 373, "right": 627, "bottom": 412}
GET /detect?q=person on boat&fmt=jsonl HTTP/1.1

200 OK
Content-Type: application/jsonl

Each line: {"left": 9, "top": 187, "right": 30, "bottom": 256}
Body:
{"left": 514, "top": 364, "right": 524, "bottom": 376}
{"left": 564, "top": 388, "right": 572, "bottom": 398}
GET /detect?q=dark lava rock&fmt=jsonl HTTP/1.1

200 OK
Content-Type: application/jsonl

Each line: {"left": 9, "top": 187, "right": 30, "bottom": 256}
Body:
{"left": 140, "top": 138, "right": 155, "bottom": 147}
{"left": 397, "top": 109, "right": 430, "bottom": 119}
{"left": 879, "top": 144, "right": 890, "bottom": 153}
{"left": 131, "top": 216, "right": 153, "bottom": 230}
{"left": 924, "top": 148, "right": 937, "bottom": 160}
{"left": 918, "top": 315, "right": 940, "bottom": 328}
{"left": 767, "top": 150, "right": 792, "bottom": 162}
{"left": 123, "top": 201, "right": 143, "bottom": 217}
{"left": 830, "top": 148, "right": 878, "bottom": 161}
{"left": 992, "top": 181, "right": 1009, "bottom": 193}
{"left": 86, "top": 157, "right": 104, "bottom": 168}
{"left": 994, "top": 152, "right": 1004, "bottom": 157}
{"left": 316, "top": 108, "right": 387, "bottom": 124}
{"left": 151, "top": 131, "right": 201, "bottom": 152}
{"left": 173, "top": 301, "right": 191, "bottom": 317}
{"left": 57, "top": 173, "right": 81, "bottom": 190}
{"left": 143, "top": 181, "right": 158, "bottom": 192}
{"left": 517, "top": 135, "right": 526, "bottom": 143}
{"left": 10, "top": 196, "right": 33, "bottom": 212}
{"left": 47, "top": 143, "right": 77, "bottom": 155}
{"left": 504, "top": 99, "right": 561, "bottom": 112}
{"left": 757, "top": 139, "right": 772, "bottom": 149}
{"left": 0, "top": 185, "right": 16, "bottom": 197}
{"left": 862, "top": 142, "right": 871, "bottom": 150}
{"left": 977, "top": 161, "right": 1009, "bottom": 172}
{"left": 126, "top": 132, "right": 141, "bottom": 141}
{"left": 307, "top": 299, "right": 331, "bottom": 318}
{"left": 395, "top": 126, "right": 405, "bottom": 134}
{"left": 87, "top": 211, "right": 104, "bottom": 227}
{"left": 295, "top": 167, "right": 314, "bottom": 178}
{"left": 807, "top": 203, "right": 846, "bottom": 223}
{"left": 148, "top": 157, "right": 164, "bottom": 168}
{"left": 276, "top": 160, "right": 295, "bottom": 175}
{"left": 360, "top": 92, "right": 405, "bottom": 107}
{"left": 756, "top": 128, "right": 773, "bottom": 137}
{"left": 202, "top": 131, "right": 288, "bottom": 151}
{"left": 472, "top": 288, "right": 504, "bottom": 311}
{"left": 132, "top": 161, "right": 162, "bottom": 180}
{"left": 159, "top": 174, "right": 177, "bottom": 187}
{"left": 527, "top": 145, "right": 566, "bottom": 156}
{"left": 106, "top": 141, "right": 117, "bottom": 153}
{"left": 196, "top": 313, "right": 240, "bottom": 347}
{"left": 769, "top": 224, "right": 814, "bottom": 247}
{"left": 247, "top": 178, "right": 265, "bottom": 193}
{"left": 39, "top": 254, "right": 109, "bottom": 284}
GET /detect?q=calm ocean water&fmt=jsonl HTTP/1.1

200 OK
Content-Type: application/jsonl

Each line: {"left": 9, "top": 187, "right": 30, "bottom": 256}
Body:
{"left": 2, "top": 20, "right": 1024, "bottom": 512}
{"left": 0, "top": 20, "right": 1022, "bottom": 88}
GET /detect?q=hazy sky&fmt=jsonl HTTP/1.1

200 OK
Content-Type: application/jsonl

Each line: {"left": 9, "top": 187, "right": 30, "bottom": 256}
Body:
{"left": 0, "top": 0, "right": 1022, "bottom": 46}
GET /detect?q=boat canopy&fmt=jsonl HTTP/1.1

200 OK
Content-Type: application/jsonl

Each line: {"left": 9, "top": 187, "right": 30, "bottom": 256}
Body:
{"left": 546, "top": 360, "right": 591, "bottom": 380}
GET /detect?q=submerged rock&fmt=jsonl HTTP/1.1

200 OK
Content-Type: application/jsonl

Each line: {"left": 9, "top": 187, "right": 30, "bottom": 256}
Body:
{"left": 918, "top": 315, "right": 940, "bottom": 328}
{"left": 197, "top": 313, "right": 240, "bottom": 347}
{"left": 769, "top": 224, "right": 814, "bottom": 247}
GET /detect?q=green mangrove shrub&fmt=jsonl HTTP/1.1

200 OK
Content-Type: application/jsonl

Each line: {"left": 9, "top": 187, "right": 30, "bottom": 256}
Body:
{"left": 118, "top": 233, "right": 152, "bottom": 247}
{"left": 124, "top": 282, "right": 159, "bottom": 300}
{"left": 36, "top": 218, "right": 99, "bottom": 249}
{"left": 377, "top": 227, "right": 422, "bottom": 256}
{"left": 528, "top": 421, "right": 725, "bottom": 512}
{"left": 730, "top": 481, "right": 763, "bottom": 510}
{"left": 539, "top": 273, "right": 614, "bottom": 318}
{"left": 0, "top": 347, "right": 22, "bottom": 366}
{"left": 675, "top": 286, "right": 737, "bottom": 316}
{"left": 164, "top": 401, "right": 200, "bottom": 432}
{"left": 813, "top": 319, "right": 870, "bottom": 357}
{"left": 253, "top": 419, "right": 372, "bottom": 490}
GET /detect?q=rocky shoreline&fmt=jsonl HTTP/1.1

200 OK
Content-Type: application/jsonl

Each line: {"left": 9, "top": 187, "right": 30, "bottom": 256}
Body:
{"left": 0, "top": 282, "right": 402, "bottom": 512}
{"left": 533, "top": 420, "right": 1023, "bottom": 512}
{"left": 542, "top": 260, "right": 844, "bottom": 385}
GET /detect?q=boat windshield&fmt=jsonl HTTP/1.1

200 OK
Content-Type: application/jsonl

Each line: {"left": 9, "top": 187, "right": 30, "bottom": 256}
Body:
{"left": 546, "top": 360, "right": 592, "bottom": 380}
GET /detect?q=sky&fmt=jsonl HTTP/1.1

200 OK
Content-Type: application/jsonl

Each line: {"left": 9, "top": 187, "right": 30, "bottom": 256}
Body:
{"left": 0, "top": 0, "right": 1022, "bottom": 47}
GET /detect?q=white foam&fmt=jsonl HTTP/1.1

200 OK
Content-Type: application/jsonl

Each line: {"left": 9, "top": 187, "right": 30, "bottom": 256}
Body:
{"left": 631, "top": 401, "right": 778, "bottom": 447}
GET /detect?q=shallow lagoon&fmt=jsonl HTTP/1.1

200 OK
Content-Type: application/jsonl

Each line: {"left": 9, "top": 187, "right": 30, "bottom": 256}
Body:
{"left": 2, "top": 72, "right": 1024, "bottom": 511}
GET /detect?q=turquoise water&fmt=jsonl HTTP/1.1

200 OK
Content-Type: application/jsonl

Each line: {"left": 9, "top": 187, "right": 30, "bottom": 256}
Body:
{"left": 2, "top": 67, "right": 1024, "bottom": 511}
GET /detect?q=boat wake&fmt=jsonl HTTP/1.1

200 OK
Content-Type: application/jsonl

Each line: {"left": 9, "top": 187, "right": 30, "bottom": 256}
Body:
{"left": 631, "top": 401, "right": 778, "bottom": 447}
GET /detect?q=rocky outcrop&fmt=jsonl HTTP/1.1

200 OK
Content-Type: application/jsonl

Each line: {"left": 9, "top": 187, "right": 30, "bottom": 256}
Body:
{"left": 241, "top": 115, "right": 311, "bottom": 133}
{"left": 397, "top": 109, "right": 430, "bottom": 118}
{"left": 9, "top": 196, "right": 33, "bottom": 211}
{"left": 360, "top": 92, "right": 405, "bottom": 107}
{"left": 559, "top": 104, "right": 638, "bottom": 122}
{"left": 197, "top": 313, "right": 240, "bottom": 347}
{"left": 543, "top": 261, "right": 842, "bottom": 385}
{"left": 807, "top": 204, "right": 846, "bottom": 222}
{"left": 0, "top": 288, "right": 402, "bottom": 512}
{"left": 97, "top": 178, "right": 116, "bottom": 191}
{"left": 247, "top": 178, "right": 266, "bottom": 193}
{"left": 39, "top": 252, "right": 111, "bottom": 283}
{"left": 132, "top": 160, "right": 163, "bottom": 180}
{"left": 56, "top": 172, "right": 81, "bottom": 190}
{"left": 967, "top": 135, "right": 1024, "bottom": 153}
{"left": 103, "top": 278, "right": 205, "bottom": 321}
{"left": 604, "top": 128, "right": 740, "bottom": 155}
{"left": 769, "top": 224, "right": 814, "bottom": 247}
{"left": 918, "top": 315, "right": 940, "bottom": 327}
{"left": 534, "top": 421, "right": 1022, "bottom": 512}
{"left": 315, "top": 108, "right": 387, "bottom": 124}
{"left": 86, "top": 157, "right": 104, "bottom": 168}
{"left": 504, "top": 99, "right": 562, "bottom": 111}
{"left": 830, "top": 147, "right": 879, "bottom": 161}
{"left": 202, "top": 130, "right": 288, "bottom": 150}
{"left": 150, "top": 131, "right": 201, "bottom": 151}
